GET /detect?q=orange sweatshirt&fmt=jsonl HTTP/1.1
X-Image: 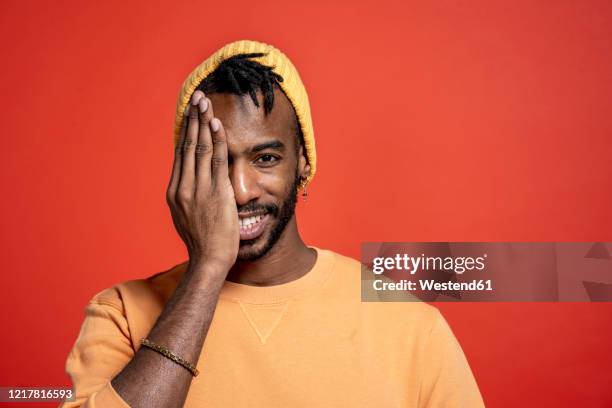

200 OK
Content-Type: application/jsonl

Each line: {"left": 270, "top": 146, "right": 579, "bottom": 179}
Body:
{"left": 60, "top": 247, "right": 484, "bottom": 407}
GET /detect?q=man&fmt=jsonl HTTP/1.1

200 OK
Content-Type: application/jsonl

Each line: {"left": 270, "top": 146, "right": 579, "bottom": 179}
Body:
{"left": 61, "top": 39, "right": 485, "bottom": 408}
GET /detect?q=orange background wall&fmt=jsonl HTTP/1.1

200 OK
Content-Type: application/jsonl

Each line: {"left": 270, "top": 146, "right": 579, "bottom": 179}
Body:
{"left": 1, "top": 0, "right": 611, "bottom": 407}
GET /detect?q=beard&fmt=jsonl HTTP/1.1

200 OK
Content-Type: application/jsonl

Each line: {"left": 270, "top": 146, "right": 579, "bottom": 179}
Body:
{"left": 236, "top": 169, "right": 301, "bottom": 262}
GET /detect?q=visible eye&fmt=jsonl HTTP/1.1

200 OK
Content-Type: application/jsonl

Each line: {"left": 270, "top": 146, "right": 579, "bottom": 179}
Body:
{"left": 255, "top": 154, "right": 280, "bottom": 166}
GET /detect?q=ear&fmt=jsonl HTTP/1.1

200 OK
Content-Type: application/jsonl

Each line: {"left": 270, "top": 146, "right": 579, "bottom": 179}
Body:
{"left": 297, "top": 144, "right": 311, "bottom": 184}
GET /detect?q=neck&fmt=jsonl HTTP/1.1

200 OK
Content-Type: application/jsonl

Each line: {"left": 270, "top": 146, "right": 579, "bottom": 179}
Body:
{"left": 225, "top": 217, "right": 317, "bottom": 286}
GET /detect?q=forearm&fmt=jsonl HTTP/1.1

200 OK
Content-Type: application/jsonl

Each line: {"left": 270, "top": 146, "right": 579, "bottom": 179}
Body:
{"left": 110, "top": 262, "right": 226, "bottom": 408}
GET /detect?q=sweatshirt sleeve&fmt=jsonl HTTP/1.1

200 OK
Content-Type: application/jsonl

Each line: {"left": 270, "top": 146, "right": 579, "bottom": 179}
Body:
{"left": 417, "top": 309, "right": 485, "bottom": 408}
{"left": 60, "top": 289, "right": 134, "bottom": 408}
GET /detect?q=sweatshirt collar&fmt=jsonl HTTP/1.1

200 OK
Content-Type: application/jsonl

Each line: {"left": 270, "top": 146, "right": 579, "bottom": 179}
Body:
{"left": 219, "top": 246, "right": 334, "bottom": 304}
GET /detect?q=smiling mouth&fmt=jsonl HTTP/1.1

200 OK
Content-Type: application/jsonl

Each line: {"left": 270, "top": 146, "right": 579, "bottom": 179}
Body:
{"left": 238, "top": 213, "right": 270, "bottom": 241}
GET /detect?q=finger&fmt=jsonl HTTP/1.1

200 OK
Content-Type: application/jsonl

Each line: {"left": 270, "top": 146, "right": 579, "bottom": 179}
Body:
{"left": 178, "top": 91, "right": 204, "bottom": 201}
{"left": 210, "top": 117, "right": 229, "bottom": 180}
{"left": 167, "top": 104, "right": 190, "bottom": 202}
{"left": 195, "top": 96, "right": 214, "bottom": 192}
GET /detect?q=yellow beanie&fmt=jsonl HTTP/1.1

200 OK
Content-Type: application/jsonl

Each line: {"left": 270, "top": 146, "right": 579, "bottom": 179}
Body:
{"left": 173, "top": 39, "right": 316, "bottom": 187}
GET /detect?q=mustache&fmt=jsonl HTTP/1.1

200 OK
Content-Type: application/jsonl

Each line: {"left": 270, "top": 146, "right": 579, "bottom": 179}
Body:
{"left": 237, "top": 202, "right": 279, "bottom": 217}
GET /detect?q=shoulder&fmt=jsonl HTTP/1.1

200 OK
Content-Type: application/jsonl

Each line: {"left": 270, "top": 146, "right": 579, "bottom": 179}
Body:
{"left": 317, "top": 247, "right": 362, "bottom": 282}
{"left": 84, "top": 261, "right": 189, "bottom": 343}
{"left": 318, "top": 247, "right": 441, "bottom": 329}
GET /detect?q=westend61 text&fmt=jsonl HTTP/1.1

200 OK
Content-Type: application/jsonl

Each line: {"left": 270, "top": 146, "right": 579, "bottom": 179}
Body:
{"left": 373, "top": 279, "right": 494, "bottom": 292}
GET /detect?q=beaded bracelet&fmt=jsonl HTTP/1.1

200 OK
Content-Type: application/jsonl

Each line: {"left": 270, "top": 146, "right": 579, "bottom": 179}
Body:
{"left": 140, "top": 338, "right": 199, "bottom": 377}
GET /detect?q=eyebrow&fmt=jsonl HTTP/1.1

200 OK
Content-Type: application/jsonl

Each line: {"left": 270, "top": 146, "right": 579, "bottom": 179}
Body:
{"left": 250, "top": 140, "right": 285, "bottom": 153}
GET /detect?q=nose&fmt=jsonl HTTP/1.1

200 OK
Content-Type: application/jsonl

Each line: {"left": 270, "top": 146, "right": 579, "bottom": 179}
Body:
{"left": 229, "top": 160, "right": 263, "bottom": 207}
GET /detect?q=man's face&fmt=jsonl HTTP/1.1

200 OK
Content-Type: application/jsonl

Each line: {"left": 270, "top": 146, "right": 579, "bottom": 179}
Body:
{"left": 208, "top": 88, "right": 310, "bottom": 261}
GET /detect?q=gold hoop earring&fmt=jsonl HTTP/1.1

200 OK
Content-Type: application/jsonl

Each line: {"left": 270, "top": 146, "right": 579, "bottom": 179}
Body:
{"left": 301, "top": 180, "right": 308, "bottom": 202}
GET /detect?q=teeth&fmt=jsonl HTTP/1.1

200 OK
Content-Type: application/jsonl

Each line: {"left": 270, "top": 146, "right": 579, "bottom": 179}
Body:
{"left": 239, "top": 215, "right": 264, "bottom": 228}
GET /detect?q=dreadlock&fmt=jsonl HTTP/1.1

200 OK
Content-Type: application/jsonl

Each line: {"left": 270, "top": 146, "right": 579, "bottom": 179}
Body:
{"left": 196, "top": 52, "right": 304, "bottom": 155}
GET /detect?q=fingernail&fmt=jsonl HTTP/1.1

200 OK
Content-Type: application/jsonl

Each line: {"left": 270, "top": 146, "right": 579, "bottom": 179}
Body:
{"left": 199, "top": 98, "right": 208, "bottom": 113}
{"left": 191, "top": 92, "right": 202, "bottom": 106}
{"left": 211, "top": 118, "right": 220, "bottom": 132}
